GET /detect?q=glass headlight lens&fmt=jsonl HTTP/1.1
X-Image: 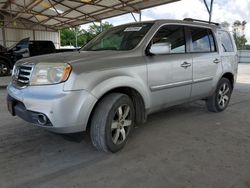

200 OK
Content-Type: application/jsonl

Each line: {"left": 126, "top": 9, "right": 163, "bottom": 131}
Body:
{"left": 30, "top": 63, "right": 72, "bottom": 85}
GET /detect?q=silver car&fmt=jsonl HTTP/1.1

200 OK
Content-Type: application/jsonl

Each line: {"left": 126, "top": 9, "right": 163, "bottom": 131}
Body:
{"left": 7, "top": 19, "right": 238, "bottom": 152}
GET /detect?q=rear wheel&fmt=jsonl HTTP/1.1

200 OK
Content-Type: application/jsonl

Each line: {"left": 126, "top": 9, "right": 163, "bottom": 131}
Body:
{"left": 206, "top": 78, "right": 233, "bottom": 112}
{"left": 90, "top": 93, "right": 135, "bottom": 153}
{"left": 0, "top": 60, "right": 11, "bottom": 77}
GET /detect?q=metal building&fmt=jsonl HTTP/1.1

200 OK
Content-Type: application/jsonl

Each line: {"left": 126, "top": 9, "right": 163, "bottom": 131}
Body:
{"left": 0, "top": 14, "right": 60, "bottom": 48}
{"left": 0, "top": 0, "right": 215, "bottom": 48}
{"left": 0, "top": 0, "right": 181, "bottom": 48}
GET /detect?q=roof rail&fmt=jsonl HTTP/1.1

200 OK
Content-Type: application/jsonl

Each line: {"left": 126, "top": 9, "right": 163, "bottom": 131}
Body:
{"left": 183, "top": 18, "right": 220, "bottom": 26}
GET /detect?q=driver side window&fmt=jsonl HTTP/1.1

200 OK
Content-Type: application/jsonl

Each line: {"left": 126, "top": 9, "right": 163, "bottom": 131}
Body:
{"left": 152, "top": 25, "right": 186, "bottom": 54}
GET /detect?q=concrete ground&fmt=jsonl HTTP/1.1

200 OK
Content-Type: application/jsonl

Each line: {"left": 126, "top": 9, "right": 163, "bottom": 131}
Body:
{"left": 0, "top": 64, "right": 250, "bottom": 188}
{"left": 0, "top": 75, "right": 11, "bottom": 89}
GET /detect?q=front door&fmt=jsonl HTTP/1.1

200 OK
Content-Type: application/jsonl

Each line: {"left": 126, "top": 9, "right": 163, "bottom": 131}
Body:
{"left": 145, "top": 25, "right": 192, "bottom": 111}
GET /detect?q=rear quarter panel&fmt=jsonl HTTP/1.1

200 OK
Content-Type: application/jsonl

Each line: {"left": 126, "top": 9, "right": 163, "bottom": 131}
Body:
{"left": 217, "top": 30, "right": 238, "bottom": 84}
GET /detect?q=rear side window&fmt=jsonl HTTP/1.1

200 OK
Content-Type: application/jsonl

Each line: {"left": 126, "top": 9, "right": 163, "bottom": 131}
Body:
{"left": 190, "top": 27, "right": 216, "bottom": 53}
{"left": 152, "top": 25, "right": 186, "bottom": 53}
{"left": 219, "top": 31, "right": 234, "bottom": 52}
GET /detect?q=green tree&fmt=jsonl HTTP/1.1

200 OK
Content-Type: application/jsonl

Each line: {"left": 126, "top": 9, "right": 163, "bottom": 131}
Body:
{"left": 88, "top": 21, "right": 113, "bottom": 36}
{"left": 60, "top": 27, "right": 76, "bottom": 47}
{"left": 221, "top": 21, "right": 230, "bottom": 29}
{"left": 232, "top": 20, "right": 248, "bottom": 50}
{"left": 246, "top": 44, "right": 250, "bottom": 50}
{"left": 60, "top": 22, "right": 113, "bottom": 48}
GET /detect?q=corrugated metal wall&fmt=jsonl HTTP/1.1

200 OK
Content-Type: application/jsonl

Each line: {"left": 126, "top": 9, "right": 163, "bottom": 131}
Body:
{"left": 0, "top": 15, "right": 60, "bottom": 48}
{"left": 238, "top": 50, "right": 250, "bottom": 63}
{"left": 35, "top": 31, "right": 59, "bottom": 48}
{"left": 0, "top": 28, "right": 59, "bottom": 48}
{"left": 5, "top": 28, "right": 33, "bottom": 47}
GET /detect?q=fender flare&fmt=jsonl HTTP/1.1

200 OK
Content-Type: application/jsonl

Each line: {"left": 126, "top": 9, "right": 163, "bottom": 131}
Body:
{"left": 90, "top": 76, "right": 151, "bottom": 109}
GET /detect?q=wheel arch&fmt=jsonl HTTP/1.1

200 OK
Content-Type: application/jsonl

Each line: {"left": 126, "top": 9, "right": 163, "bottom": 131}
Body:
{"left": 86, "top": 78, "right": 150, "bottom": 131}
{"left": 221, "top": 72, "right": 234, "bottom": 88}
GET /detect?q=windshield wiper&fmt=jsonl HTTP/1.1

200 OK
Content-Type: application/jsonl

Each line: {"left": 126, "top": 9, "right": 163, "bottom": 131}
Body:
{"left": 88, "top": 48, "right": 118, "bottom": 51}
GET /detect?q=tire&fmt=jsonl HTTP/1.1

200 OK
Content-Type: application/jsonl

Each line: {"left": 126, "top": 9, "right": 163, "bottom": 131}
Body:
{"left": 206, "top": 78, "right": 233, "bottom": 112}
{"left": 0, "top": 60, "right": 11, "bottom": 77}
{"left": 90, "top": 93, "right": 135, "bottom": 153}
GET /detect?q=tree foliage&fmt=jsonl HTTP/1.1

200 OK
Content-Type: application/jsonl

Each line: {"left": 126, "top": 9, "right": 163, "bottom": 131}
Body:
{"left": 221, "top": 21, "right": 230, "bottom": 29}
{"left": 246, "top": 44, "right": 250, "bottom": 50}
{"left": 60, "top": 22, "right": 113, "bottom": 48}
{"left": 87, "top": 22, "right": 114, "bottom": 35}
{"left": 232, "top": 20, "right": 247, "bottom": 50}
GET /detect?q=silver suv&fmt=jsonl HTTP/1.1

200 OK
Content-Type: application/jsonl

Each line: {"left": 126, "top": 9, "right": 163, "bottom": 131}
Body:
{"left": 7, "top": 19, "right": 238, "bottom": 152}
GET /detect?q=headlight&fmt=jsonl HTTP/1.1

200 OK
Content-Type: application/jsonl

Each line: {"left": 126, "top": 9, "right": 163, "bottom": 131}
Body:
{"left": 30, "top": 63, "right": 72, "bottom": 85}
{"left": 11, "top": 64, "right": 16, "bottom": 77}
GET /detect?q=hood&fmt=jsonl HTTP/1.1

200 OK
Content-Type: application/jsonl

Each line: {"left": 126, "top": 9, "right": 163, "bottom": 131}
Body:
{"left": 19, "top": 51, "right": 127, "bottom": 64}
{"left": 16, "top": 50, "right": 142, "bottom": 73}
{"left": 17, "top": 50, "right": 138, "bottom": 65}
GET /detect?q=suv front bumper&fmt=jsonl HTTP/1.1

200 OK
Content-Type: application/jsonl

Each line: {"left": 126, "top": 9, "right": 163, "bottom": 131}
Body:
{"left": 7, "top": 84, "right": 97, "bottom": 133}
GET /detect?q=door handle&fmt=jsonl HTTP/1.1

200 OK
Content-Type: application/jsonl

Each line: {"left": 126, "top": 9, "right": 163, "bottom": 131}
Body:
{"left": 213, "top": 58, "right": 220, "bottom": 64}
{"left": 181, "top": 62, "right": 191, "bottom": 68}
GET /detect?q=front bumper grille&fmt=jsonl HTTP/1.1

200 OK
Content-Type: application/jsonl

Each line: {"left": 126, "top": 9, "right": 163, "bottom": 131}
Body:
{"left": 12, "top": 64, "right": 34, "bottom": 87}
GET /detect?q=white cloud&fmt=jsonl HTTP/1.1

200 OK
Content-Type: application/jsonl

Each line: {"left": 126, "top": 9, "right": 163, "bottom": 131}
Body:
{"left": 82, "top": 0, "right": 250, "bottom": 44}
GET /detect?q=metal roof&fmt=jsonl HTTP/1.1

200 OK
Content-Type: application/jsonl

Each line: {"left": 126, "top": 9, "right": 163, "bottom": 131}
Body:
{"left": 0, "top": 0, "right": 180, "bottom": 30}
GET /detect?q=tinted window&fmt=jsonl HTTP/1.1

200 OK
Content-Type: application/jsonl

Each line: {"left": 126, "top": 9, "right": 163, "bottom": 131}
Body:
{"left": 152, "top": 25, "right": 186, "bottom": 53}
{"left": 191, "top": 28, "right": 213, "bottom": 52}
{"left": 219, "top": 31, "right": 234, "bottom": 52}
{"left": 29, "top": 41, "right": 55, "bottom": 56}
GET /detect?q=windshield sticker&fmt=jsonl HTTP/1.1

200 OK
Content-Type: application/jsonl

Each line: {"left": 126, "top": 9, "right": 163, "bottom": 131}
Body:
{"left": 124, "top": 27, "right": 142, "bottom": 32}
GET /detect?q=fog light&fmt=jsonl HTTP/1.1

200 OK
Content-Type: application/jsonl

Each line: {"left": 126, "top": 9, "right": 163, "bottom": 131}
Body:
{"left": 37, "top": 114, "right": 47, "bottom": 125}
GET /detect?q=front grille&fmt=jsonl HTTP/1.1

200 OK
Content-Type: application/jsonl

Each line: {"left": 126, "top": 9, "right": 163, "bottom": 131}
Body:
{"left": 12, "top": 64, "right": 34, "bottom": 87}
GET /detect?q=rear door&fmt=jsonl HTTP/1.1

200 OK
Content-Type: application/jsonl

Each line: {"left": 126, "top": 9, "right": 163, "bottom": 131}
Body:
{"left": 188, "top": 27, "right": 221, "bottom": 98}
{"left": 146, "top": 25, "right": 193, "bottom": 109}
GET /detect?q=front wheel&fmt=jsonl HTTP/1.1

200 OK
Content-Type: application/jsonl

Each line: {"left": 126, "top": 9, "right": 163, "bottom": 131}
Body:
{"left": 206, "top": 78, "right": 233, "bottom": 112}
{"left": 90, "top": 93, "right": 135, "bottom": 153}
{"left": 0, "top": 60, "right": 11, "bottom": 77}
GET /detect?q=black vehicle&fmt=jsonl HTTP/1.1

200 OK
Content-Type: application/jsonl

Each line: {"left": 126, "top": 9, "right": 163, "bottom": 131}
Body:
{"left": 0, "top": 38, "right": 77, "bottom": 77}
{"left": 0, "top": 43, "right": 13, "bottom": 77}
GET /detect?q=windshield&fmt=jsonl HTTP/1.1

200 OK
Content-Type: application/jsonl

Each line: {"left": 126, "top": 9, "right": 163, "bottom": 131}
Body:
{"left": 8, "top": 37, "right": 30, "bottom": 50}
{"left": 82, "top": 23, "right": 153, "bottom": 51}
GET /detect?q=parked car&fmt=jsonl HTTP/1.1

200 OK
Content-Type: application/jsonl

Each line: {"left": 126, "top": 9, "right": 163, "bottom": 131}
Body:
{"left": 7, "top": 19, "right": 238, "bottom": 153}
{"left": 0, "top": 38, "right": 77, "bottom": 77}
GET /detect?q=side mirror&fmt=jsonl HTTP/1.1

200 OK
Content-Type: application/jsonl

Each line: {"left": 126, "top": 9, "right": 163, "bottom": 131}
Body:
{"left": 149, "top": 42, "right": 171, "bottom": 55}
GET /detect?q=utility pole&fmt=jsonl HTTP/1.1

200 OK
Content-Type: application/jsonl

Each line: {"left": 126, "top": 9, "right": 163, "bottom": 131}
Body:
{"left": 131, "top": 11, "right": 142, "bottom": 22}
{"left": 75, "top": 27, "right": 77, "bottom": 48}
{"left": 203, "top": 0, "right": 214, "bottom": 22}
{"left": 100, "top": 20, "right": 103, "bottom": 32}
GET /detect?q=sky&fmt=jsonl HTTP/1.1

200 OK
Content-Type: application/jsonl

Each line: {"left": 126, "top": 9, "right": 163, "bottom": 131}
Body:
{"left": 82, "top": 0, "right": 250, "bottom": 44}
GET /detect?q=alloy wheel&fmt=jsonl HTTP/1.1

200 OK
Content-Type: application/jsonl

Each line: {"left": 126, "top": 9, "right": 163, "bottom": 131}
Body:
{"left": 111, "top": 105, "right": 132, "bottom": 145}
{"left": 217, "top": 83, "right": 230, "bottom": 109}
{"left": 0, "top": 63, "right": 8, "bottom": 75}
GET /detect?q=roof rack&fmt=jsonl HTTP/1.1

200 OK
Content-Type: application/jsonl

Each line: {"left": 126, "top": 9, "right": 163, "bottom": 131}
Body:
{"left": 183, "top": 18, "right": 220, "bottom": 26}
